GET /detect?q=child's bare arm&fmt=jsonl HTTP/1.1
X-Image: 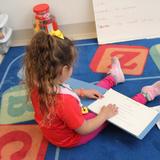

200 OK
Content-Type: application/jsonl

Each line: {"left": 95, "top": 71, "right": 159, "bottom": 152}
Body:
{"left": 74, "top": 89, "right": 103, "bottom": 99}
{"left": 75, "top": 104, "right": 118, "bottom": 135}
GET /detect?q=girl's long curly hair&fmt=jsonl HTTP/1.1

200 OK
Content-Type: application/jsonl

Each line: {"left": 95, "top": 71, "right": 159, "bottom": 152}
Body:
{"left": 24, "top": 31, "right": 77, "bottom": 114}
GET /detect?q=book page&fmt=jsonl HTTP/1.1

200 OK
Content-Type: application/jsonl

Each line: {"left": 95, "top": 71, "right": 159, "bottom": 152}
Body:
{"left": 88, "top": 89, "right": 159, "bottom": 138}
{"left": 92, "top": 0, "right": 160, "bottom": 44}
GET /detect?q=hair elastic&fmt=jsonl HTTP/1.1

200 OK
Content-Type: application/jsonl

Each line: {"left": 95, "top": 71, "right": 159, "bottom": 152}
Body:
{"left": 49, "top": 29, "right": 64, "bottom": 39}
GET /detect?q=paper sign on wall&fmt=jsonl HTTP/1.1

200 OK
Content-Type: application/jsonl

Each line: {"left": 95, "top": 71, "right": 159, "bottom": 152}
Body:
{"left": 92, "top": 0, "right": 160, "bottom": 44}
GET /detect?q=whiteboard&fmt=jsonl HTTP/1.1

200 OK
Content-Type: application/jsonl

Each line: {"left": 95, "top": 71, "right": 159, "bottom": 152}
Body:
{"left": 92, "top": 0, "right": 160, "bottom": 44}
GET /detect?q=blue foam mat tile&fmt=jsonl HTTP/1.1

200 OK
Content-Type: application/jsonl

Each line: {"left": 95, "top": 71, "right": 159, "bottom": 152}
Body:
{"left": 0, "top": 38, "right": 160, "bottom": 160}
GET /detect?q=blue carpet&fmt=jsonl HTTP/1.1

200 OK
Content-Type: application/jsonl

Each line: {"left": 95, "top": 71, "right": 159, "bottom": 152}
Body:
{"left": 0, "top": 38, "right": 160, "bottom": 160}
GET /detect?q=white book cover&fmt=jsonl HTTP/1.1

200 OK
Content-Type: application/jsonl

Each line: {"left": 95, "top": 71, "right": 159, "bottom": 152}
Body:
{"left": 152, "top": 105, "right": 160, "bottom": 129}
{"left": 88, "top": 89, "right": 160, "bottom": 139}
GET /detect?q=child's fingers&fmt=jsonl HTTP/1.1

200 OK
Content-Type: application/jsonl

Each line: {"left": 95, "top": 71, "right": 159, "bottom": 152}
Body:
{"left": 109, "top": 104, "right": 118, "bottom": 113}
{"left": 92, "top": 90, "right": 103, "bottom": 99}
{"left": 105, "top": 104, "right": 118, "bottom": 112}
{"left": 91, "top": 94, "right": 102, "bottom": 99}
{"left": 85, "top": 89, "right": 103, "bottom": 99}
{"left": 92, "top": 94, "right": 100, "bottom": 99}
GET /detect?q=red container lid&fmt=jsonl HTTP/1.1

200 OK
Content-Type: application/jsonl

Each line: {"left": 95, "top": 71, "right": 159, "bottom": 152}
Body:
{"left": 33, "top": 4, "right": 49, "bottom": 14}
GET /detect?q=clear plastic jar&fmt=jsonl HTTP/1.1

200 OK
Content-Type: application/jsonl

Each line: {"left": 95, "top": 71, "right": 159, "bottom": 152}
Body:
{"left": 33, "top": 3, "right": 58, "bottom": 33}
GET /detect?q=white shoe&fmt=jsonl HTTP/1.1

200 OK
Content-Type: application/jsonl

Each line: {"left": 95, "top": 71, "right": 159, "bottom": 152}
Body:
{"left": 109, "top": 57, "right": 125, "bottom": 84}
{"left": 141, "top": 81, "right": 160, "bottom": 101}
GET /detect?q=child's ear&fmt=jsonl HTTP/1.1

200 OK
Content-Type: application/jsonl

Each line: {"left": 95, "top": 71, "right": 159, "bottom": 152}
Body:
{"left": 63, "top": 65, "right": 69, "bottom": 71}
{"left": 61, "top": 65, "right": 69, "bottom": 75}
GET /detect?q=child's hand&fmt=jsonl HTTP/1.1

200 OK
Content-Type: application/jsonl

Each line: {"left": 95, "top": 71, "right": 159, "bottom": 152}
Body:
{"left": 99, "top": 104, "right": 118, "bottom": 120}
{"left": 83, "top": 89, "right": 103, "bottom": 99}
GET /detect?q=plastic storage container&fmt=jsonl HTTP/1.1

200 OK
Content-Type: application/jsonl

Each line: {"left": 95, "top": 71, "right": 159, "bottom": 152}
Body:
{"left": 0, "top": 27, "right": 12, "bottom": 54}
{"left": 0, "top": 14, "right": 8, "bottom": 40}
{"left": 0, "top": 13, "right": 12, "bottom": 54}
{"left": 33, "top": 3, "right": 58, "bottom": 33}
{"left": 0, "top": 14, "right": 8, "bottom": 28}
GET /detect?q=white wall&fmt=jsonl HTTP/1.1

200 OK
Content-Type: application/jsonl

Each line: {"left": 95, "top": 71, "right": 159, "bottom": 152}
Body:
{"left": 1, "top": 0, "right": 95, "bottom": 30}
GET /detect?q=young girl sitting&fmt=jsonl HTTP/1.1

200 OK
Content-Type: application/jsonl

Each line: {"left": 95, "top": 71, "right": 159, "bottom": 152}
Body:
{"left": 24, "top": 31, "right": 160, "bottom": 148}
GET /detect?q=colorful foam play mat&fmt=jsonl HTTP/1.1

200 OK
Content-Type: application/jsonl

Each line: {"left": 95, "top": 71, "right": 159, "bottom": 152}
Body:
{"left": 0, "top": 38, "right": 160, "bottom": 160}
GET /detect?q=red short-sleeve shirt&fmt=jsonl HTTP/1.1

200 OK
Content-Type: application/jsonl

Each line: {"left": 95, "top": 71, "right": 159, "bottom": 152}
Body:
{"left": 31, "top": 87, "right": 85, "bottom": 147}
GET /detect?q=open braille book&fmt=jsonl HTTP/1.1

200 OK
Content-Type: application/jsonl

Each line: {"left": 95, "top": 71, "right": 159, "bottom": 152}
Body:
{"left": 88, "top": 89, "right": 160, "bottom": 139}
